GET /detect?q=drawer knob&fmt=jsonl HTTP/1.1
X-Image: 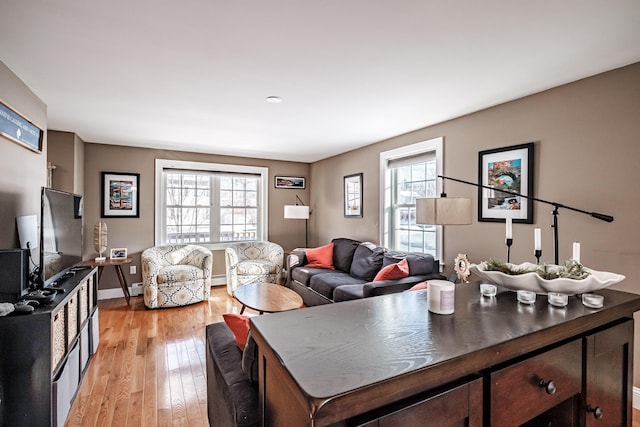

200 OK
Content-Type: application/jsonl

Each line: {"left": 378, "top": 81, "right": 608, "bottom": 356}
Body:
{"left": 538, "top": 379, "right": 556, "bottom": 395}
{"left": 587, "top": 405, "right": 604, "bottom": 419}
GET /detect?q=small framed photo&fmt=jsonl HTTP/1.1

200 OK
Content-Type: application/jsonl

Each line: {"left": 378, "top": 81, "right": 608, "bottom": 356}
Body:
{"left": 101, "top": 172, "right": 140, "bottom": 218}
{"left": 344, "top": 173, "right": 363, "bottom": 218}
{"left": 110, "top": 248, "right": 128, "bottom": 260}
{"left": 478, "top": 142, "right": 534, "bottom": 223}
{"left": 275, "top": 176, "right": 306, "bottom": 189}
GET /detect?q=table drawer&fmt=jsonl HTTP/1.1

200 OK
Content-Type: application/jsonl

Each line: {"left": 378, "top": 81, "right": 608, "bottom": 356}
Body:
{"left": 490, "top": 339, "right": 582, "bottom": 426}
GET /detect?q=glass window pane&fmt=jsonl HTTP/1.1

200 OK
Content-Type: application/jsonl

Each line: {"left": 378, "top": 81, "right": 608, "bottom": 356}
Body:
{"left": 387, "top": 151, "right": 438, "bottom": 253}
{"left": 161, "top": 169, "right": 263, "bottom": 244}
{"left": 246, "top": 179, "right": 257, "bottom": 191}
{"left": 246, "top": 191, "right": 257, "bottom": 207}
{"left": 233, "top": 191, "right": 245, "bottom": 206}
{"left": 182, "top": 174, "right": 197, "bottom": 188}
{"left": 411, "top": 162, "right": 426, "bottom": 181}
{"left": 166, "top": 208, "right": 181, "bottom": 225}
{"left": 182, "top": 188, "right": 195, "bottom": 206}
{"left": 196, "top": 188, "right": 210, "bottom": 206}
{"left": 220, "top": 190, "right": 232, "bottom": 207}
{"left": 245, "top": 208, "right": 257, "bottom": 225}
{"left": 220, "top": 208, "right": 233, "bottom": 225}
{"left": 197, "top": 175, "right": 209, "bottom": 187}
{"left": 220, "top": 176, "right": 232, "bottom": 190}
{"left": 166, "top": 188, "right": 181, "bottom": 205}
{"left": 233, "top": 177, "right": 246, "bottom": 191}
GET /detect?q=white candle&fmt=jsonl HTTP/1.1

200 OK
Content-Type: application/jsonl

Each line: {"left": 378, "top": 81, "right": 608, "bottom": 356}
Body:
{"left": 534, "top": 228, "right": 541, "bottom": 251}
{"left": 573, "top": 242, "right": 581, "bottom": 263}
{"left": 505, "top": 217, "right": 512, "bottom": 239}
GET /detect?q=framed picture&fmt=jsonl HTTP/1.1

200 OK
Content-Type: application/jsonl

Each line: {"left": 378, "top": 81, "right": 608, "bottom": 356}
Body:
{"left": 101, "top": 172, "right": 140, "bottom": 218}
{"left": 0, "top": 98, "right": 44, "bottom": 153}
{"left": 275, "top": 176, "right": 305, "bottom": 189}
{"left": 478, "top": 142, "right": 534, "bottom": 223}
{"left": 344, "top": 173, "right": 363, "bottom": 217}
{"left": 109, "top": 247, "right": 128, "bottom": 260}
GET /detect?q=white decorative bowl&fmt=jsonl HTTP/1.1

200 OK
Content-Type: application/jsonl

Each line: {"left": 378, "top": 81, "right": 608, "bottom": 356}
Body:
{"left": 469, "top": 262, "right": 625, "bottom": 295}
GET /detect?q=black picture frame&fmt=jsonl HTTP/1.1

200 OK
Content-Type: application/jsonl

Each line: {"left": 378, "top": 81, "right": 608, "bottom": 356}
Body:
{"left": 275, "top": 176, "right": 306, "bottom": 189}
{"left": 344, "top": 173, "right": 363, "bottom": 218}
{"left": 101, "top": 172, "right": 140, "bottom": 218}
{"left": 0, "top": 98, "right": 44, "bottom": 153}
{"left": 477, "top": 142, "right": 534, "bottom": 223}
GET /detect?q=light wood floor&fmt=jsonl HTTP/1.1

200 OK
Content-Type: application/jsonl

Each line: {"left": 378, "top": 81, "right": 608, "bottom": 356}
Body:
{"left": 66, "top": 286, "right": 640, "bottom": 426}
{"left": 65, "top": 286, "right": 247, "bottom": 427}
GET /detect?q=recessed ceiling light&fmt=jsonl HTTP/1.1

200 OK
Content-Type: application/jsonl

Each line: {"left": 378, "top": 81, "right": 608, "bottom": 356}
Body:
{"left": 265, "top": 96, "right": 282, "bottom": 104}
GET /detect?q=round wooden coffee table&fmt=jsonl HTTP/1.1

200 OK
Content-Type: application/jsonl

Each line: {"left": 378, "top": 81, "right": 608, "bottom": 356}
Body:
{"left": 233, "top": 282, "right": 304, "bottom": 314}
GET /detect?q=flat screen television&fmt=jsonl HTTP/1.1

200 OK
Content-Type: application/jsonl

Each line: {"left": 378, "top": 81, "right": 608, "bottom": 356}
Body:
{"left": 40, "top": 187, "right": 83, "bottom": 287}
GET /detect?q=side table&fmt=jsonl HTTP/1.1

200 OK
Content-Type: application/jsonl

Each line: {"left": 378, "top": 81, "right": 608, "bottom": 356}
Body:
{"left": 80, "top": 257, "right": 132, "bottom": 305}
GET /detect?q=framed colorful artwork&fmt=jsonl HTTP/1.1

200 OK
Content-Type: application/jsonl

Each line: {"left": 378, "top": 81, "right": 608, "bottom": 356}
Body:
{"left": 101, "top": 172, "right": 140, "bottom": 218}
{"left": 477, "top": 142, "right": 534, "bottom": 223}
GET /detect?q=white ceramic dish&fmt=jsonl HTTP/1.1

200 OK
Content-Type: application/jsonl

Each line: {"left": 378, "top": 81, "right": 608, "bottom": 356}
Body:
{"left": 469, "top": 262, "right": 625, "bottom": 295}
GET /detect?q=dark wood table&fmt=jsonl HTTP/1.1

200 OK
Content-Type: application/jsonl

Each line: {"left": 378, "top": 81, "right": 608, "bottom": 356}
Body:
{"left": 233, "top": 282, "right": 303, "bottom": 314}
{"left": 251, "top": 282, "right": 640, "bottom": 426}
{"left": 80, "top": 257, "right": 132, "bottom": 305}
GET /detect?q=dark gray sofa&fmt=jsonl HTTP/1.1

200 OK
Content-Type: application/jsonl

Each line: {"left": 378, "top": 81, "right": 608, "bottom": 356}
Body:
{"left": 206, "top": 322, "right": 258, "bottom": 427}
{"left": 286, "top": 238, "right": 443, "bottom": 306}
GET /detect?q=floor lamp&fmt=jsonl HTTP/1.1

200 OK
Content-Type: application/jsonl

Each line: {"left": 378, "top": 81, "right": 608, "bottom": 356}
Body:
{"left": 284, "top": 195, "right": 310, "bottom": 248}
{"left": 422, "top": 175, "right": 614, "bottom": 265}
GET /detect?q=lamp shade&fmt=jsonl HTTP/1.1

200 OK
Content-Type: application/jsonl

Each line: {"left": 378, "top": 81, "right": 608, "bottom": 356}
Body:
{"left": 416, "top": 197, "right": 472, "bottom": 225}
{"left": 17, "top": 214, "right": 38, "bottom": 249}
{"left": 284, "top": 205, "right": 310, "bottom": 219}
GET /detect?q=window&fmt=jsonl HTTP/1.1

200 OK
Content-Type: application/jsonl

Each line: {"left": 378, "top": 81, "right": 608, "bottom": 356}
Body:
{"left": 155, "top": 160, "right": 268, "bottom": 248}
{"left": 380, "top": 137, "right": 443, "bottom": 259}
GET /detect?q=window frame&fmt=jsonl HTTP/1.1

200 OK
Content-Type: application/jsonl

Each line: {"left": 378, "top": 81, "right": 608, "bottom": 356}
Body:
{"left": 379, "top": 137, "right": 444, "bottom": 262}
{"left": 155, "top": 159, "right": 269, "bottom": 250}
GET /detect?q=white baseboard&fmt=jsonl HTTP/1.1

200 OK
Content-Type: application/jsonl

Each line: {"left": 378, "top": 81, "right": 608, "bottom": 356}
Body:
{"left": 211, "top": 275, "right": 226, "bottom": 286}
{"left": 98, "top": 287, "right": 127, "bottom": 300}
{"left": 98, "top": 275, "right": 227, "bottom": 300}
{"left": 634, "top": 386, "right": 640, "bottom": 410}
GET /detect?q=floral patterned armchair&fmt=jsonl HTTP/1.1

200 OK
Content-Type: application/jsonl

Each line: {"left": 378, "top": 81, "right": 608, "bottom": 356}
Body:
{"left": 225, "top": 241, "right": 284, "bottom": 295}
{"left": 141, "top": 244, "right": 212, "bottom": 309}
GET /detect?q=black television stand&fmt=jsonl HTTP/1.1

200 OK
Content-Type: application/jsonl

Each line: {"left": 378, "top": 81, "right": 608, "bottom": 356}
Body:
{"left": 0, "top": 266, "right": 100, "bottom": 426}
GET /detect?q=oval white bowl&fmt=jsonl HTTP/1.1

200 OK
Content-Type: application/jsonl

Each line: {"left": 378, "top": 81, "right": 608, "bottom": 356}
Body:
{"left": 468, "top": 262, "right": 625, "bottom": 295}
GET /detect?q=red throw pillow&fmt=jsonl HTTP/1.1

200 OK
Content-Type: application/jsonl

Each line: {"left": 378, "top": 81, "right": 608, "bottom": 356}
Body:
{"left": 223, "top": 313, "right": 251, "bottom": 349}
{"left": 373, "top": 259, "right": 409, "bottom": 281}
{"left": 305, "top": 243, "right": 335, "bottom": 269}
{"left": 408, "top": 281, "right": 428, "bottom": 291}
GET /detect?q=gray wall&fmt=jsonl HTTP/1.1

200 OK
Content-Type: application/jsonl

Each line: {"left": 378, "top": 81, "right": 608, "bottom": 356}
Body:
{"left": 81, "top": 143, "right": 310, "bottom": 286}
{"left": 0, "top": 61, "right": 47, "bottom": 250}
{"left": 310, "top": 63, "right": 640, "bottom": 287}
{"left": 309, "top": 62, "right": 640, "bottom": 383}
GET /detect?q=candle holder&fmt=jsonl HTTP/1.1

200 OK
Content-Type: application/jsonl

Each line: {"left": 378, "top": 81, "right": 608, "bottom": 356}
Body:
{"left": 534, "top": 249, "right": 542, "bottom": 265}
{"left": 505, "top": 238, "right": 513, "bottom": 263}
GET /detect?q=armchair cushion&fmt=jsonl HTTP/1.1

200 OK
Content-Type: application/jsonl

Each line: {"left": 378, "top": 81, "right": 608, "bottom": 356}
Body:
{"left": 156, "top": 265, "right": 205, "bottom": 284}
{"left": 235, "top": 259, "right": 280, "bottom": 276}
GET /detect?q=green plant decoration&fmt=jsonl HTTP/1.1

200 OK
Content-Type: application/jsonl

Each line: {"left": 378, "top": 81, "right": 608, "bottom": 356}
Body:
{"left": 483, "top": 258, "right": 590, "bottom": 280}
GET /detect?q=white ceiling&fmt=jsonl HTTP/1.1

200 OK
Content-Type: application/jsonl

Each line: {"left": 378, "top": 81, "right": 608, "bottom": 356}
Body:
{"left": 1, "top": 1, "right": 639, "bottom": 163}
